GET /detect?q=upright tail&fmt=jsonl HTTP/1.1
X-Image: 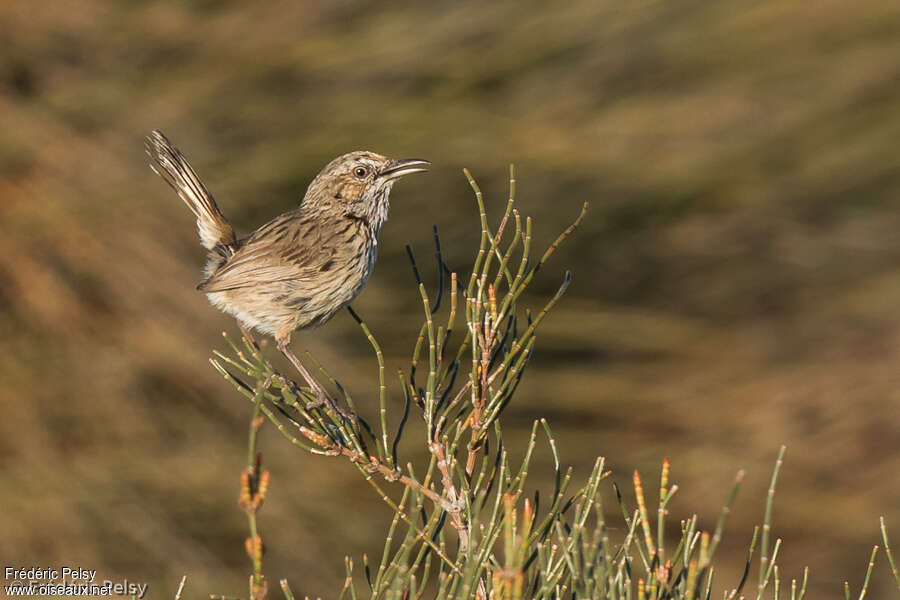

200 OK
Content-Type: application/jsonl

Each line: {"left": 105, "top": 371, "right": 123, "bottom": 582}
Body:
{"left": 145, "top": 130, "right": 236, "bottom": 251}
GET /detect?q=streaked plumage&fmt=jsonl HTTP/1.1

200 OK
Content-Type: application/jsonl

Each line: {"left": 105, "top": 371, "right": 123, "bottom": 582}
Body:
{"left": 145, "top": 130, "right": 428, "bottom": 345}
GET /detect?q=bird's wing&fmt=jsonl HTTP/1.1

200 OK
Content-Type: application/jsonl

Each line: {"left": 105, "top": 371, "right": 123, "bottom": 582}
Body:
{"left": 198, "top": 211, "right": 336, "bottom": 292}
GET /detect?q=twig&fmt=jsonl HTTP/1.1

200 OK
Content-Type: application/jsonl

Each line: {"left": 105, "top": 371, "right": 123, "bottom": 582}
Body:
{"left": 174, "top": 576, "right": 186, "bottom": 600}
{"left": 430, "top": 439, "right": 469, "bottom": 554}
{"left": 240, "top": 376, "right": 273, "bottom": 600}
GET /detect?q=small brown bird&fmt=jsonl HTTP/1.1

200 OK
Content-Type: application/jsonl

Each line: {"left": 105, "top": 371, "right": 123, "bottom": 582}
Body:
{"left": 145, "top": 130, "right": 428, "bottom": 396}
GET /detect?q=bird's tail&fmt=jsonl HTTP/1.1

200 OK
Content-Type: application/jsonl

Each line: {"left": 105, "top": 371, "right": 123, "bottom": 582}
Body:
{"left": 145, "top": 130, "right": 236, "bottom": 251}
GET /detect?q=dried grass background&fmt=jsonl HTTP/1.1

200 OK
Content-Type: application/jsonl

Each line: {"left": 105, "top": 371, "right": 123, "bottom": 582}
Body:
{"left": 1, "top": 1, "right": 900, "bottom": 597}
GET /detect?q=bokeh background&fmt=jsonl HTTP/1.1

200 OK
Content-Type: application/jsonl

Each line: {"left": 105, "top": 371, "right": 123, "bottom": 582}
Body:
{"left": 2, "top": 1, "right": 900, "bottom": 597}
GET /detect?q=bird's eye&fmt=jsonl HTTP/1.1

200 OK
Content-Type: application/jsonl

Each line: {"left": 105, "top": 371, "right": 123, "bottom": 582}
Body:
{"left": 354, "top": 166, "right": 369, "bottom": 179}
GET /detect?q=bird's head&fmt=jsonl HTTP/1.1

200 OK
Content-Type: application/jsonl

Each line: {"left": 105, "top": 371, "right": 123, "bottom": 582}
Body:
{"left": 303, "top": 151, "right": 429, "bottom": 232}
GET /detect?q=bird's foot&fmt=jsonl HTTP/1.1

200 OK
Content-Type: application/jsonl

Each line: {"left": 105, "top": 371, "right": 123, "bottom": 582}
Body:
{"left": 277, "top": 338, "right": 355, "bottom": 423}
{"left": 309, "top": 388, "right": 355, "bottom": 422}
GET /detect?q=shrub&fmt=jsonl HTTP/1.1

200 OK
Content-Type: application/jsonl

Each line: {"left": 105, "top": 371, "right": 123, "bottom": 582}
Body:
{"left": 199, "top": 168, "right": 898, "bottom": 600}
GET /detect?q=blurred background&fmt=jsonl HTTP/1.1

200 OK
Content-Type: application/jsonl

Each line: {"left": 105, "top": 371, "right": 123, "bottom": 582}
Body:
{"left": 2, "top": 0, "right": 900, "bottom": 597}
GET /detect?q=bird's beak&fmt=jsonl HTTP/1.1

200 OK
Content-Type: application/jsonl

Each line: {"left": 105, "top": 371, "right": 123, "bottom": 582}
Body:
{"left": 379, "top": 159, "right": 430, "bottom": 181}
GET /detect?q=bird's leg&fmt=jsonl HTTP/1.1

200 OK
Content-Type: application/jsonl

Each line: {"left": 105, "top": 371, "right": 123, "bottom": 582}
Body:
{"left": 277, "top": 339, "right": 327, "bottom": 401}
{"left": 276, "top": 332, "right": 352, "bottom": 421}
{"left": 239, "top": 324, "right": 299, "bottom": 398}
{"left": 238, "top": 322, "right": 261, "bottom": 353}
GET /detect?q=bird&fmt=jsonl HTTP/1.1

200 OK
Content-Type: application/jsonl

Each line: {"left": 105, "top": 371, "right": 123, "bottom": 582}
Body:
{"left": 145, "top": 130, "right": 428, "bottom": 404}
